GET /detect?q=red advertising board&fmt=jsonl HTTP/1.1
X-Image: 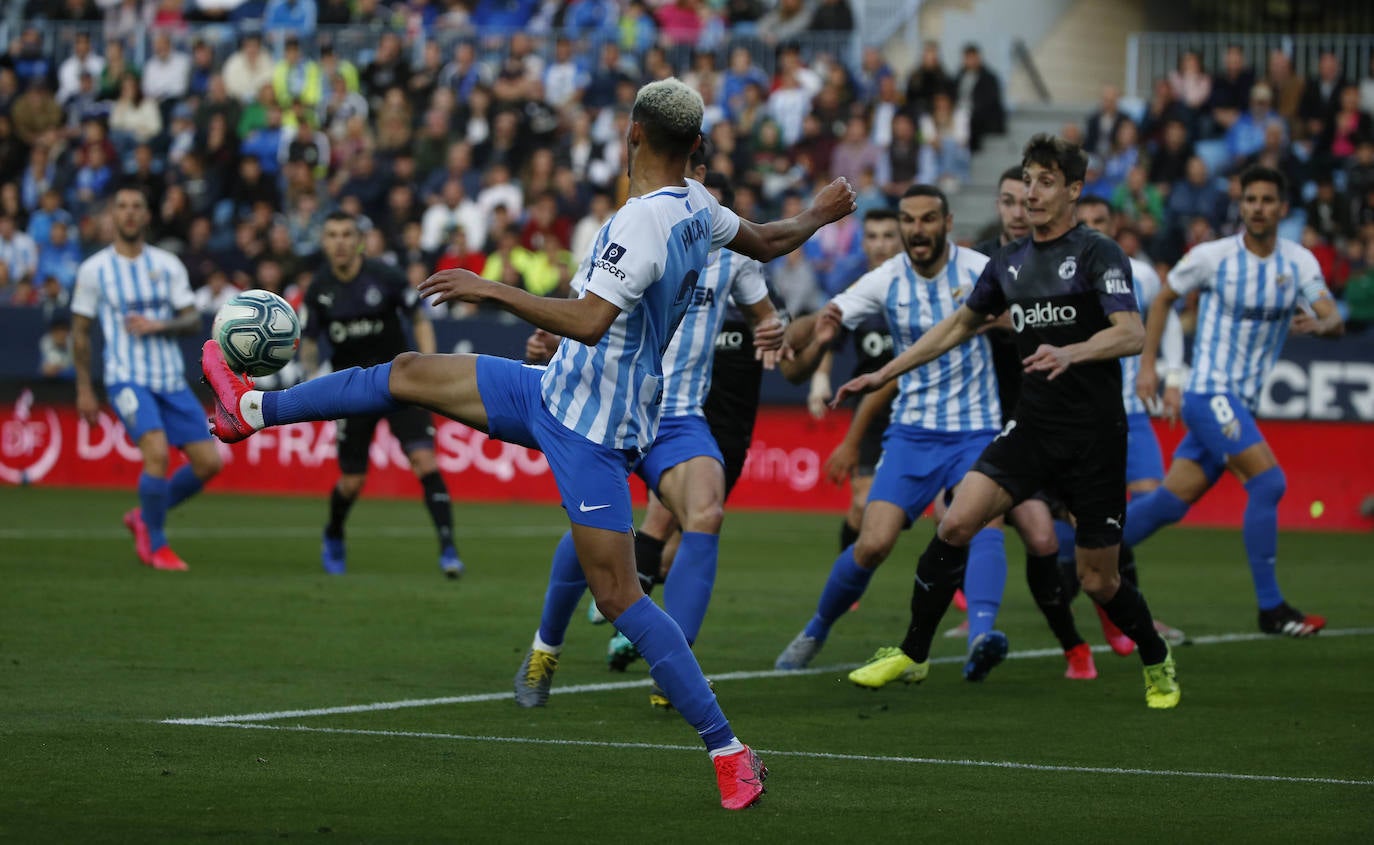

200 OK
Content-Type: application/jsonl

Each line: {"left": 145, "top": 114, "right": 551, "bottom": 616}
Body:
{"left": 2, "top": 392, "right": 1370, "bottom": 531}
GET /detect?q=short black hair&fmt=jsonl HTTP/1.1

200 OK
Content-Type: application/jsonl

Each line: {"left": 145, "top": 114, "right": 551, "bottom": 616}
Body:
{"left": 1022, "top": 133, "right": 1088, "bottom": 186}
{"left": 901, "top": 183, "right": 950, "bottom": 216}
{"left": 998, "top": 165, "right": 1023, "bottom": 187}
{"left": 324, "top": 210, "right": 358, "bottom": 227}
{"left": 703, "top": 171, "right": 734, "bottom": 208}
{"left": 1239, "top": 164, "right": 1288, "bottom": 199}
{"left": 863, "top": 207, "right": 898, "bottom": 224}
{"left": 1076, "top": 195, "right": 1113, "bottom": 213}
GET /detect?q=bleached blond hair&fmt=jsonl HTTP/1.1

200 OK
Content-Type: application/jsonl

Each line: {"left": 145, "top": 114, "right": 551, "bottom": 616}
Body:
{"left": 632, "top": 78, "right": 705, "bottom": 157}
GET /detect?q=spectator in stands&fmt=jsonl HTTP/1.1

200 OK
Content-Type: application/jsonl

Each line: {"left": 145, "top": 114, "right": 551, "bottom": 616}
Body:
{"left": 1264, "top": 49, "right": 1305, "bottom": 130}
{"left": 1347, "top": 138, "right": 1374, "bottom": 201}
{"left": 420, "top": 178, "right": 483, "bottom": 253}
{"left": 1320, "top": 85, "right": 1373, "bottom": 163}
{"left": 569, "top": 189, "right": 612, "bottom": 260}
{"left": 19, "top": 145, "right": 55, "bottom": 214}
{"left": 1299, "top": 51, "right": 1346, "bottom": 142}
{"left": 37, "top": 218, "right": 82, "bottom": 290}
{"left": 433, "top": 223, "right": 486, "bottom": 275}
{"left": 1225, "top": 83, "right": 1284, "bottom": 161}
{"left": 273, "top": 36, "right": 323, "bottom": 109}
{"left": 882, "top": 111, "right": 931, "bottom": 202}
{"left": 920, "top": 90, "right": 972, "bottom": 191}
{"left": 1084, "top": 84, "right": 1127, "bottom": 159}
{"left": 480, "top": 226, "right": 533, "bottom": 292}
{"left": 1148, "top": 118, "right": 1193, "bottom": 190}
{"left": 374, "top": 87, "right": 414, "bottom": 155}
{"left": 320, "top": 70, "right": 368, "bottom": 139}
{"left": 11, "top": 77, "right": 62, "bottom": 148}
{"left": 57, "top": 32, "right": 105, "bottom": 105}
{"left": 1306, "top": 178, "right": 1354, "bottom": 244}
{"left": 6, "top": 28, "right": 52, "bottom": 89}
{"left": 142, "top": 30, "right": 192, "bottom": 104}
{"left": 476, "top": 161, "right": 523, "bottom": 222}
{"left": 1236, "top": 120, "right": 1304, "bottom": 205}
{"left": 0, "top": 114, "right": 23, "bottom": 186}
{"left": 224, "top": 32, "right": 275, "bottom": 104}
{"left": 110, "top": 72, "right": 164, "bottom": 149}
{"left": 39, "top": 307, "right": 75, "bottom": 379}
{"left": 1208, "top": 44, "right": 1255, "bottom": 136}
{"left": 97, "top": 39, "right": 135, "bottom": 100}
{"left": 195, "top": 74, "right": 242, "bottom": 138}
{"left": 829, "top": 113, "right": 879, "bottom": 186}
{"left": 1168, "top": 155, "right": 1227, "bottom": 233}
{"left": 27, "top": 190, "right": 69, "bottom": 249}
{"left": 363, "top": 32, "right": 411, "bottom": 103}
{"left": 767, "top": 67, "right": 813, "bottom": 147}
{"left": 758, "top": 0, "right": 815, "bottom": 45}
{"left": 769, "top": 248, "right": 823, "bottom": 317}
{"left": 63, "top": 73, "right": 110, "bottom": 137}
{"left": 178, "top": 215, "right": 217, "bottom": 286}
{"left": 67, "top": 142, "right": 115, "bottom": 217}
{"left": 905, "top": 40, "right": 950, "bottom": 117}
{"left": 953, "top": 43, "right": 1005, "bottom": 153}
{"left": 194, "top": 268, "right": 240, "bottom": 315}
{"left": 0, "top": 213, "right": 39, "bottom": 285}
{"left": 809, "top": 0, "right": 854, "bottom": 32}
{"left": 186, "top": 40, "right": 217, "bottom": 99}
{"left": 1140, "top": 77, "right": 1190, "bottom": 148}
{"left": 522, "top": 231, "right": 575, "bottom": 296}
{"left": 1111, "top": 164, "right": 1164, "bottom": 223}
{"left": 263, "top": 0, "right": 317, "bottom": 37}
{"left": 153, "top": 0, "right": 189, "bottom": 29}
{"left": 241, "top": 102, "right": 286, "bottom": 175}
{"left": 1099, "top": 117, "right": 1140, "bottom": 194}
{"left": 0, "top": 68, "right": 19, "bottom": 118}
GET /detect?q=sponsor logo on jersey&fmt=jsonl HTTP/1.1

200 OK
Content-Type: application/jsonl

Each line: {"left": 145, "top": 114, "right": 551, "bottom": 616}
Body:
{"left": 1008, "top": 301, "right": 1078, "bottom": 332}
{"left": 1058, "top": 256, "right": 1078, "bottom": 279}
{"left": 1007, "top": 265, "right": 1021, "bottom": 280}
{"left": 1238, "top": 306, "right": 1289, "bottom": 322}
{"left": 601, "top": 242, "right": 626, "bottom": 264}
{"left": 1275, "top": 273, "right": 1290, "bottom": 287}
{"left": 329, "top": 318, "right": 386, "bottom": 343}
{"left": 1103, "top": 266, "right": 1130, "bottom": 295}
{"left": 364, "top": 286, "right": 382, "bottom": 307}
{"left": 860, "top": 330, "right": 893, "bottom": 358}
{"left": 715, "top": 330, "right": 745, "bottom": 350}
{"left": 689, "top": 285, "right": 716, "bottom": 307}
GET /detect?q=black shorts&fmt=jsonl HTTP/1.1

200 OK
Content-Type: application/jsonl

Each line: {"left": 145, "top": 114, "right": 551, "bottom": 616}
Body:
{"left": 703, "top": 346, "right": 763, "bottom": 497}
{"left": 336, "top": 406, "right": 436, "bottom": 475}
{"left": 970, "top": 417, "right": 1128, "bottom": 548}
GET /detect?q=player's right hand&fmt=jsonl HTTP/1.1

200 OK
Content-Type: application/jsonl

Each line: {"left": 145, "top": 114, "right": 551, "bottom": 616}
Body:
{"left": 807, "top": 373, "right": 831, "bottom": 419}
{"left": 1135, "top": 367, "right": 1159, "bottom": 409}
{"left": 1162, "top": 386, "right": 1182, "bottom": 426}
{"left": 525, "top": 328, "right": 558, "bottom": 364}
{"left": 418, "top": 268, "right": 489, "bottom": 305}
{"left": 830, "top": 371, "right": 882, "bottom": 408}
{"left": 814, "top": 302, "right": 843, "bottom": 345}
{"left": 812, "top": 177, "right": 858, "bottom": 224}
{"left": 824, "top": 439, "right": 859, "bottom": 484}
{"left": 76, "top": 385, "right": 99, "bottom": 425}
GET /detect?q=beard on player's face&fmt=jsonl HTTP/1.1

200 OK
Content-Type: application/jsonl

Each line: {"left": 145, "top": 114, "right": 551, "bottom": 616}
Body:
{"left": 904, "top": 225, "right": 948, "bottom": 268}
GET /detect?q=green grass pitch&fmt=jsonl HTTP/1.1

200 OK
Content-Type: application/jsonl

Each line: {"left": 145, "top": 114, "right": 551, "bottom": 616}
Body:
{"left": 2, "top": 486, "right": 1372, "bottom": 843}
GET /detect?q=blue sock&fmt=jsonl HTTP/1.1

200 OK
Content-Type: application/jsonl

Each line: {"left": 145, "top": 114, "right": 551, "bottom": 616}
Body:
{"left": 964, "top": 527, "right": 1007, "bottom": 645}
{"left": 1123, "top": 487, "right": 1191, "bottom": 547}
{"left": 138, "top": 473, "right": 169, "bottom": 550}
{"left": 803, "top": 547, "right": 874, "bottom": 640}
{"left": 537, "top": 531, "right": 587, "bottom": 648}
{"left": 662, "top": 531, "right": 719, "bottom": 646}
{"left": 262, "top": 364, "right": 399, "bottom": 427}
{"left": 615, "top": 595, "right": 733, "bottom": 751}
{"left": 1243, "top": 467, "right": 1287, "bottom": 610}
{"left": 1053, "top": 519, "right": 1077, "bottom": 565}
{"left": 166, "top": 465, "right": 203, "bottom": 510}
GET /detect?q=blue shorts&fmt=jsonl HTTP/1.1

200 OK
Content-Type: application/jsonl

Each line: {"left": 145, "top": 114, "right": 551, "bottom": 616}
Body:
{"left": 1125, "top": 411, "right": 1165, "bottom": 485}
{"left": 636, "top": 414, "right": 724, "bottom": 494}
{"left": 868, "top": 424, "right": 997, "bottom": 524}
{"left": 475, "top": 355, "right": 638, "bottom": 532}
{"left": 1175, "top": 391, "right": 1264, "bottom": 480}
{"left": 108, "top": 383, "right": 210, "bottom": 447}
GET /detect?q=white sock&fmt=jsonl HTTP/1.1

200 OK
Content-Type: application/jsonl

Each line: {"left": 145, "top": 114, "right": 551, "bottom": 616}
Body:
{"left": 239, "top": 390, "right": 266, "bottom": 430}
{"left": 708, "top": 738, "right": 745, "bottom": 759}
{"left": 532, "top": 633, "right": 562, "bottom": 655}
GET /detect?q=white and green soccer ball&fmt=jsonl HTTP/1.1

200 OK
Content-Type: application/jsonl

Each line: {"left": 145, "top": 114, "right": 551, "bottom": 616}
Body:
{"left": 212, "top": 289, "right": 301, "bottom": 377}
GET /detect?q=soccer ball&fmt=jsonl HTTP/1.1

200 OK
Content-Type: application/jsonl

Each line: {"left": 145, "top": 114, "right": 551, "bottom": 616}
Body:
{"left": 212, "top": 290, "right": 301, "bottom": 377}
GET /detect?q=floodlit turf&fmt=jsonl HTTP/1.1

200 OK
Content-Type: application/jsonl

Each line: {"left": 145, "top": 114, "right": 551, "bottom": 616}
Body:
{"left": 2, "top": 486, "right": 1372, "bottom": 842}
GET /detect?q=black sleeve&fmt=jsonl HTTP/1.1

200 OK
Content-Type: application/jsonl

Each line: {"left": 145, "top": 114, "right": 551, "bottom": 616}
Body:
{"left": 1085, "top": 236, "right": 1138, "bottom": 315}
{"left": 965, "top": 260, "right": 1006, "bottom": 316}
{"left": 389, "top": 264, "right": 421, "bottom": 315}
{"left": 300, "top": 276, "right": 324, "bottom": 340}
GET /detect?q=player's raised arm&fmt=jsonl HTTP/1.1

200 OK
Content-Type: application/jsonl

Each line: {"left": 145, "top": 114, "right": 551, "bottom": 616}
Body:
{"left": 831, "top": 304, "right": 984, "bottom": 405}
{"left": 1136, "top": 281, "right": 1182, "bottom": 407}
{"left": 726, "top": 178, "right": 858, "bottom": 263}
{"left": 1290, "top": 292, "right": 1345, "bottom": 337}
{"left": 419, "top": 267, "right": 622, "bottom": 347}
{"left": 779, "top": 304, "right": 842, "bottom": 383}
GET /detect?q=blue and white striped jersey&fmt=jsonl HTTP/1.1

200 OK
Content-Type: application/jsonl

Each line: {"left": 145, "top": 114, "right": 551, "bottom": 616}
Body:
{"left": 829, "top": 244, "right": 1000, "bottom": 431}
{"left": 661, "top": 249, "right": 767, "bottom": 419}
{"left": 70, "top": 245, "right": 195, "bottom": 393}
{"left": 1120, "top": 257, "right": 1184, "bottom": 415}
{"left": 541, "top": 179, "right": 741, "bottom": 450}
{"left": 1168, "top": 234, "right": 1330, "bottom": 409}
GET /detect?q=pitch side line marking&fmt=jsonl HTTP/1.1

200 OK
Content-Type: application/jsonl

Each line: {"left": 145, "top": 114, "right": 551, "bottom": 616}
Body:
{"left": 161, "top": 627, "right": 1374, "bottom": 725}
{"left": 164, "top": 721, "right": 1374, "bottom": 788}
{"left": 0, "top": 525, "right": 567, "bottom": 540}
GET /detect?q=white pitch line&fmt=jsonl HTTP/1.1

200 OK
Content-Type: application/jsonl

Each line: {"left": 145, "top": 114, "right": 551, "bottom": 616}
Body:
{"left": 166, "top": 721, "right": 1374, "bottom": 788}
{"left": 0, "top": 525, "right": 566, "bottom": 541}
{"left": 161, "top": 626, "right": 1374, "bottom": 725}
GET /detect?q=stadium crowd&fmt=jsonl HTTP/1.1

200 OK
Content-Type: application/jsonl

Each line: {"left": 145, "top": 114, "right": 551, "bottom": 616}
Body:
{"left": 0, "top": 2, "right": 1372, "bottom": 379}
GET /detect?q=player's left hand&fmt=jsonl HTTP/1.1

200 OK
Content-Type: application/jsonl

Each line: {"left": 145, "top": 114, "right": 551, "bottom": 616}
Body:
{"left": 830, "top": 371, "right": 883, "bottom": 407}
{"left": 1022, "top": 344, "right": 1073, "bottom": 380}
{"left": 811, "top": 177, "right": 859, "bottom": 224}
{"left": 1136, "top": 367, "right": 1159, "bottom": 408}
{"left": 752, "top": 316, "right": 786, "bottom": 369}
{"left": 1162, "top": 386, "right": 1182, "bottom": 426}
{"left": 1290, "top": 311, "right": 1320, "bottom": 335}
{"left": 124, "top": 314, "right": 164, "bottom": 336}
{"left": 824, "top": 439, "right": 859, "bottom": 484}
{"left": 418, "top": 269, "right": 489, "bottom": 305}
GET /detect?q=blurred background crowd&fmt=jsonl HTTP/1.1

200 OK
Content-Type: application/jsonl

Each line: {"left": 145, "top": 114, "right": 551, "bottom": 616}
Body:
{"left": 1, "top": 0, "right": 1373, "bottom": 382}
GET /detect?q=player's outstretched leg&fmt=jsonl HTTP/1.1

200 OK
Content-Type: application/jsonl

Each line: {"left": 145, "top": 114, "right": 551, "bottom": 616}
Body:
{"left": 1243, "top": 467, "right": 1324, "bottom": 636}
{"left": 1079, "top": 545, "right": 1179, "bottom": 708}
{"left": 962, "top": 527, "right": 1009, "bottom": 682}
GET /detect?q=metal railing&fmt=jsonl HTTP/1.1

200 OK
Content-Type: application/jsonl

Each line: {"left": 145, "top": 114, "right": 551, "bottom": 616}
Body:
{"left": 1125, "top": 32, "right": 1374, "bottom": 99}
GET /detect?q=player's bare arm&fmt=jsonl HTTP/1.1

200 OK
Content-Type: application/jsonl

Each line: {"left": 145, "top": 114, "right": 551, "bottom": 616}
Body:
{"left": 1024, "top": 309, "right": 1144, "bottom": 381}
{"left": 411, "top": 309, "right": 438, "bottom": 355}
{"left": 832, "top": 304, "right": 983, "bottom": 405}
{"left": 779, "top": 303, "right": 842, "bottom": 383}
{"left": 726, "top": 178, "right": 857, "bottom": 262}
{"left": 740, "top": 297, "right": 787, "bottom": 370}
{"left": 525, "top": 328, "right": 560, "bottom": 364}
{"left": 125, "top": 305, "right": 201, "bottom": 337}
{"left": 71, "top": 313, "right": 98, "bottom": 424}
{"left": 419, "top": 268, "right": 621, "bottom": 346}
{"left": 824, "top": 378, "right": 898, "bottom": 483}
{"left": 1137, "top": 281, "right": 1182, "bottom": 413}
{"left": 1290, "top": 296, "right": 1344, "bottom": 338}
